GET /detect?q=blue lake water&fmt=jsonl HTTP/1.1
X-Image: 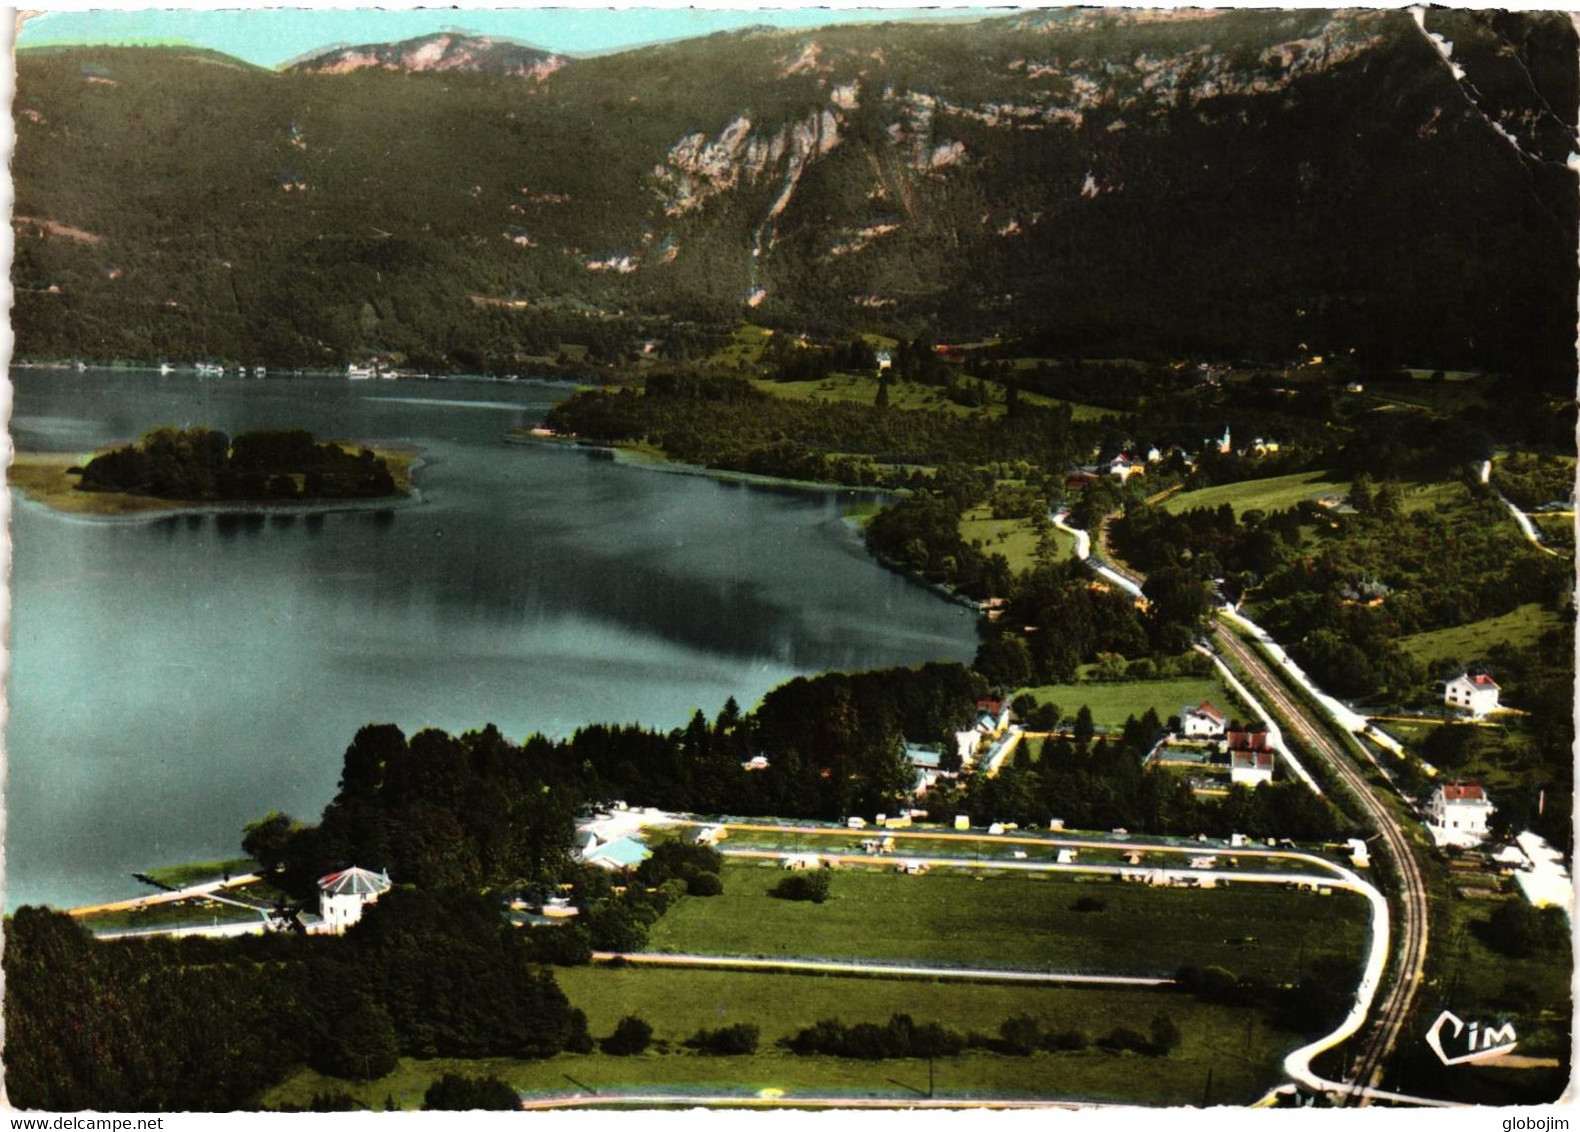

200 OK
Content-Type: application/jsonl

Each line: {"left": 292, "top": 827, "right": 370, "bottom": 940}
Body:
{"left": 6, "top": 370, "right": 976, "bottom": 908}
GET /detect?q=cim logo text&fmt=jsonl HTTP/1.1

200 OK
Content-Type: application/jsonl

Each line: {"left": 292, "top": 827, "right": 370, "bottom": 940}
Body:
{"left": 1425, "top": 1009, "right": 1518, "bottom": 1066}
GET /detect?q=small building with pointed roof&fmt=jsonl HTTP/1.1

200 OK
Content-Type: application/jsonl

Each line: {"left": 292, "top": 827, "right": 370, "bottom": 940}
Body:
{"left": 317, "top": 866, "right": 392, "bottom": 934}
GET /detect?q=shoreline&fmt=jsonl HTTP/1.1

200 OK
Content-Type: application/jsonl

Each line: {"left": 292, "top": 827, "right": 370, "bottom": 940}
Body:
{"left": 505, "top": 430, "right": 907, "bottom": 497}
{"left": 11, "top": 360, "right": 600, "bottom": 391}
{"left": 8, "top": 445, "right": 425, "bottom": 523}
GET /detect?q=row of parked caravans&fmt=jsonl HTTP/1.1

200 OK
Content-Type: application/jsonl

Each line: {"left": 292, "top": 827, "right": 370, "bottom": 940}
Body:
{"left": 780, "top": 852, "right": 930, "bottom": 875}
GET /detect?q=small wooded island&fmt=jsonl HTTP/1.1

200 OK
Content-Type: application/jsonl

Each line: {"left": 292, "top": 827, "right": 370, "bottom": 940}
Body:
{"left": 10, "top": 427, "right": 417, "bottom": 517}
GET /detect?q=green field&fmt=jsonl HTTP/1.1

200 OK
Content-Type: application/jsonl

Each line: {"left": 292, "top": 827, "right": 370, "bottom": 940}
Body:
{"left": 263, "top": 969, "right": 1307, "bottom": 1109}
{"left": 1398, "top": 604, "right": 1566, "bottom": 667}
{"left": 142, "top": 857, "right": 258, "bottom": 889}
{"left": 1015, "top": 675, "right": 1234, "bottom": 729}
{"left": 1160, "top": 471, "right": 1350, "bottom": 518}
{"left": 751, "top": 373, "right": 988, "bottom": 418}
{"left": 646, "top": 862, "right": 1367, "bottom": 980}
{"left": 1432, "top": 894, "right": 1572, "bottom": 1060}
{"left": 707, "top": 323, "right": 774, "bottom": 368}
{"left": 958, "top": 506, "right": 1067, "bottom": 573}
{"left": 78, "top": 899, "right": 266, "bottom": 934}
{"left": 1395, "top": 480, "right": 1472, "bottom": 514}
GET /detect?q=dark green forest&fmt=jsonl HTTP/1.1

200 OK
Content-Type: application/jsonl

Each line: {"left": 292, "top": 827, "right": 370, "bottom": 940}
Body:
{"left": 77, "top": 426, "right": 399, "bottom": 500}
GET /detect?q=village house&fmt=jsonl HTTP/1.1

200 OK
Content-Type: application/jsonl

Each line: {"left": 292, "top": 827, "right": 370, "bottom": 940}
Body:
{"left": 976, "top": 696, "right": 1012, "bottom": 735}
{"left": 1108, "top": 455, "right": 1145, "bottom": 483}
{"left": 1444, "top": 669, "right": 1500, "bottom": 717}
{"left": 1229, "top": 749, "right": 1275, "bottom": 787}
{"left": 1425, "top": 781, "right": 1495, "bottom": 848}
{"left": 1179, "top": 700, "right": 1227, "bottom": 740}
{"left": 904, "top": 744, "right": 947, "bottom": 794}
{"left": 1225, "top": 721, "right": 1272, "bottom": 754}
{"left": 316, "top": 866, "right": 391, "bottom": 935}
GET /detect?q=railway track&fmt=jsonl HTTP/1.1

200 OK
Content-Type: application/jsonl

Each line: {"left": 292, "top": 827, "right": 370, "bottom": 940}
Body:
{"left": 1213, "top": 620, "right": 1431, "bottom": 1103}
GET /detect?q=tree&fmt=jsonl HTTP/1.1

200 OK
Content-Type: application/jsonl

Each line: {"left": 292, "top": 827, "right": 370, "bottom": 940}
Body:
{"left": 1349, "top": 474, "right": 1375, "bottom": 513}
{"left": 423, "top": 1073, "right": 521, "bottom": 1111}
{"left": 686, "top": 871, "right": 723, "bottom": 896}
{"left": 311, "top": 995, "right": 400, "bottom": 1081}
{"left": 1073, "top": 705, "right": 1095, "bottom": 747}
{"left": 1149, "top": 1014, "right": 1182, "bottom": 1054}
{"left": 999, "top": 1014, "right": 1041, "bottom": 1055}
{"left": 241, "top": 811, "right": 297, "bottom": 874}
{"left": 686, "top": 1023, "right": 759, "bottom": 1055}
{"left": 975, "top": 634, "right": 1032, "bottom": 688}
{"left": 601, "top": 1015, "right": 653, "bottom": 1056}
{"left": 771, "top": 871, "right": 832, "bottom": 902}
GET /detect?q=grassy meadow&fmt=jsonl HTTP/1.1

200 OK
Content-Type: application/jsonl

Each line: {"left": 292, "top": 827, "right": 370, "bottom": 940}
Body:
{"left": 263, "top": 968, "right": 1313, "bottom": 1108}
{"left": 1160, "top": 471, "right": 1350, "bottom": 518}
{"left": 1397, "top": 604, "right": 1567, "bottom": 668}
{"left": 1015, "top": 675, "right": 1234, "bottom": 730}
{"left": 646, "top": 861, "right": 1368, "bottom": 981}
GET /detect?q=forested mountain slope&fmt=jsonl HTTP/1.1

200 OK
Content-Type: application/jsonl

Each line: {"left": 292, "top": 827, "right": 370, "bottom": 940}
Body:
{"left": 13, "top": 9, "right": 1576, "bottom": 385}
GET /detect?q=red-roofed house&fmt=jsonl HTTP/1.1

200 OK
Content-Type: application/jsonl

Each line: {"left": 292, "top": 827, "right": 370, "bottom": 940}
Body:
{"left": 1230, "top": 750, "right": 1275, "bottom": 787}
{"left": 1444, "top": 670, "right": 1500, "bottom": 717}
{"left": 1180, "top": 701, "right": 1227, "bottom": 740}
{"left": 1227, "top": 722, "right": 1271, "bottom": 753}
{"left": 1425, "top": 781, "right": 1495, "bottom": 847}
{"left": 976, "top": 697, "right": 1011, "bottom": 734}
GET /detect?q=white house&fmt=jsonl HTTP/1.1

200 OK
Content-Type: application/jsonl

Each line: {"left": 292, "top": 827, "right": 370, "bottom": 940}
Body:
{"left": 317, "top": 866, "right": 392, "bottom": 935}
{"left": 1444, "top": 670, "right": 1500, "bottom": 717}
{"left": 1180, "top": 700, "right": 1227, "bottom": 740}
{"left": 1426, "top": 782, "right": 1495, "bottom": 847}
{"left": 1229, "top": 750, "right": 1275, "bottom": 787}
{"left": 1108, "top": 455, "right": 1145, "bottom": 483}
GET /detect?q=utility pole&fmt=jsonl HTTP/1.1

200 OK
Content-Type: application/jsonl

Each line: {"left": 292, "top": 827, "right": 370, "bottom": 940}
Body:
{"left": 1202, "top": 1067, "right": 1214, "bottom": 1108}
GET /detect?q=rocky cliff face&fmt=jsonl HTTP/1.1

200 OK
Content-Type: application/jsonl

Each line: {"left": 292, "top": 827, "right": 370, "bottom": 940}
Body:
{"left": 289, "top": 32, "right": 566, "bottom": 79}
{"left": 12, "top": 10, "right": 1577, "bottom": 383}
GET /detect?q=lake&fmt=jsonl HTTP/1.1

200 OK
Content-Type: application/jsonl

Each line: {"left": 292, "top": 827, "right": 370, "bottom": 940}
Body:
{"left": 5, "top": 370, "right": 977, "bottom": 909}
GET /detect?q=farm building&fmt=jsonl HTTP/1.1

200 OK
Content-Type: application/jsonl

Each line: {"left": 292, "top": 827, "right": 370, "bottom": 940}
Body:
{"left": 1425, "top": 782, "right": 1495, "bottom": 848}
{"left": 317, "top": 866, "right": 391, "bottom": 935}
{"left": 1444, "top": 669, "right": 1500, "bottom": 717}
